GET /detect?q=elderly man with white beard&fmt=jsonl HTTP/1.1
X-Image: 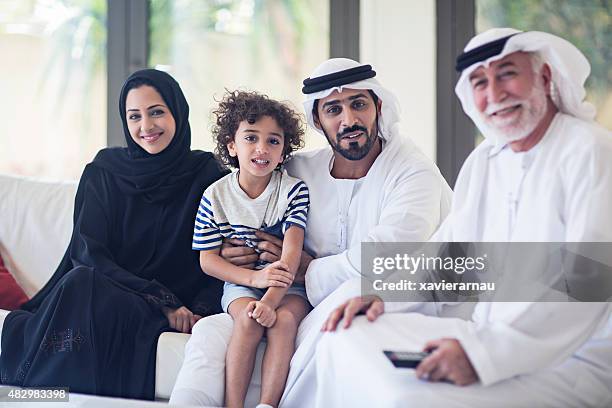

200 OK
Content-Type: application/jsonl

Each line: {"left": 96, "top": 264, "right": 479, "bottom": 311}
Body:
{"left": 315, "top": 28, "right": 612, "bottom": 407}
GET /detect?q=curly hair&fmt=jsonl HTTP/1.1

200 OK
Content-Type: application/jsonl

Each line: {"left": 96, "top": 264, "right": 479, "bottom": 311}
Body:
{"left": 212, "top": 90, "right": 305, "bottom": 169}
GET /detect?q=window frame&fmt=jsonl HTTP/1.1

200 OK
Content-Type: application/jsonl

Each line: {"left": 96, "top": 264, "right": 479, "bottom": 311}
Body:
{"left": 435, "top": 0, "right": 476, "bottom": 187}
{"left": 106, "top": 0, "right": 149, "bottom": 147}
{"left": 105, "top": 0, "right": 356, "bottom": 148}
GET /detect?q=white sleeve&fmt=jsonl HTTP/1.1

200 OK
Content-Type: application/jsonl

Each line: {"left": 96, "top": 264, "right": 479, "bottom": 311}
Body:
{"left": 457, "top": 302, "right": 610, "bottom": 386}
{"left": 306, "top": 168, "right": 449, "bottom": 306}
{"left": 305, "top": 252, "right": 356, "bottom": 306}
{"left": 429, "top": 212, "right": 454, "bottom": 242}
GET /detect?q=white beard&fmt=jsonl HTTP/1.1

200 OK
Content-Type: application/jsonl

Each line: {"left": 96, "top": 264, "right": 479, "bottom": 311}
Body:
{"left": 474, "top": 80, "right": 548, "bottom": 144}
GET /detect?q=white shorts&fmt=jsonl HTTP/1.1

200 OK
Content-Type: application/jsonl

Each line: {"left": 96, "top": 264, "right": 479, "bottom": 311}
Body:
{"left": 221, "top": 282, "right": 309, "bottom": 312}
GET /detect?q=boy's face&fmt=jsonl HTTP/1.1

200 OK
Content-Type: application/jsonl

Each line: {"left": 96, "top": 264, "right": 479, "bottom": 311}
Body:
{"left": 227, "top": 115, "right": 285, "bottom": 179}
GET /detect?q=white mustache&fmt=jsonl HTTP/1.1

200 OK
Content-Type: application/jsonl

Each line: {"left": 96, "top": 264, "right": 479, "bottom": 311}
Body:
{"left": 485, "top": 99, "right": 524, "bottom": 116}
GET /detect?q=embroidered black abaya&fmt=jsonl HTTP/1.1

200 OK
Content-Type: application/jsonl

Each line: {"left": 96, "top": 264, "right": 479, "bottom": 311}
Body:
{"left": 0, "top": 69, "right": 227, "bottom": 399}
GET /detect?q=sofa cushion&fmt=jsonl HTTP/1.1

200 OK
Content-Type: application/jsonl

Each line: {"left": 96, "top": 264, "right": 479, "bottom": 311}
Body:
{"left": 0, "top": 174, "right": 77, "bottom": 296}
{"left": 0, "top": 254, "right": 28, "bottom": 310}
{"left": 155, "top": 332, "right": 190, "bottom": 399}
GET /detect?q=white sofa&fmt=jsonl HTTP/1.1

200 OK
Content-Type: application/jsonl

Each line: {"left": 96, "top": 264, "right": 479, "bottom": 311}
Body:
{"left": 0, "top": 173, "right": 480, "bottom": 407}
{"left": 0, "top": 173, "right": 189, "bottom": 401}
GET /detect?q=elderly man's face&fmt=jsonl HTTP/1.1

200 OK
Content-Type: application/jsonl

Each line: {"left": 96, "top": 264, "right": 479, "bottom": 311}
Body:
{"left": 469, "top": 51, "right": 549, "bottom": 142}
{"left": 314, "top": 88, "right": 381, "bottom": 161}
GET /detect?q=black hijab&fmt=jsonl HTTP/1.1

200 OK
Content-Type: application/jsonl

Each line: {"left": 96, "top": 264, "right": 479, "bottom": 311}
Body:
{"left": 92, "top": 69, "right": 212, "bottom": 202}
{"left": 22, "top": 69, "right": 227, "bottom": 313}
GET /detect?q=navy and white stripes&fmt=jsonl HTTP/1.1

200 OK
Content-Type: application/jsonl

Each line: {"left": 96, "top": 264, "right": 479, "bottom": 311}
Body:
{"left": 282, "top": 181, "right": 308, "bottom": 233}
{"left": 192, "top": 171, "right": 309, "bottom": 255}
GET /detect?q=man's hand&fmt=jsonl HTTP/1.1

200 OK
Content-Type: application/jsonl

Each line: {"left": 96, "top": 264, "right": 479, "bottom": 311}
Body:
{"left": 255, "top": 230, "right": 283, "bottom": 264}
{"left": 255, "top": 230, "right": 313, "bottom": 285}
{"left": 294, "top": 250, "right": 313, "bottom": 285}
{"left": 322, "top": 295, "right": 384, "bottom": 331}
{"left": 162, "top": 306, "right": 202, "bottom": 333}
{"left": 415, "top": 338, "right": 479, "bottom": 386}
{"left": 246, "top": 300, "right": 277, "bottom": 327}
{"left": 250, "top": 260, "right": 294, "bottom": 289}
{"left": 220, "top": 238, "right": 258, "bottom": 269}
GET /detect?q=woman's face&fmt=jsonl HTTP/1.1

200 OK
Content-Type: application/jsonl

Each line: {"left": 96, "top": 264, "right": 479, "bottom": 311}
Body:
{"left": 125, "top": 85, "right": 176, "bottom": 155}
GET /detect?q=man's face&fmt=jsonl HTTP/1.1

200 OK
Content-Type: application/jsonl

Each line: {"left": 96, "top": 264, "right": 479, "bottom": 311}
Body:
{"left": 469, "top": 51, "right": 550, "bottom": 142}
{"left": 314, "top": 88, "right": 381, "bottom": 160}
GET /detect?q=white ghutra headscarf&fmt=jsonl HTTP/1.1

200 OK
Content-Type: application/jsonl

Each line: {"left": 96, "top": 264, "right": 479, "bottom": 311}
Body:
{"left": 454, "top": 28, "right": 596, "bottom": 143}
{"left": 301, "top": 58, "right": 402, "bottom": 141}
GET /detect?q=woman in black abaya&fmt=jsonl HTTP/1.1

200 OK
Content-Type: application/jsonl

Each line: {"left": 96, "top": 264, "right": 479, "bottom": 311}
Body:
{"left": 0, "top": 69, "right": 227, "bottom": 399}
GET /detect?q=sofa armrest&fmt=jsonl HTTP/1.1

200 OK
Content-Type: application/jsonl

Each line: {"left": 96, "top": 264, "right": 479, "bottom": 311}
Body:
{"left": 0, "top": 174, "right": 77, "bottom": 296}
{"left": 155, "top": 332, "right": 190, "bottom": 400}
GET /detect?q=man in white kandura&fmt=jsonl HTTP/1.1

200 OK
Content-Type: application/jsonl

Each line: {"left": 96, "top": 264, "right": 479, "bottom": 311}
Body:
{"left": 169, "top": 58, "right": 452, "bottom": 407}
{"left": 316, "top": 28, "right": 612, "bottom": 407}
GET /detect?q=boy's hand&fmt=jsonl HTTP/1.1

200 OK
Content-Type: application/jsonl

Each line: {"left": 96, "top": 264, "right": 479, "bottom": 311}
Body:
{"left": 247, "top": 300, "right": 277, "bottom": 327}
{"left": 255, "top": 231, "right": 313, "bottom": 285}
{"left": 251, "top": 261, "right": 294, "bottom": 289}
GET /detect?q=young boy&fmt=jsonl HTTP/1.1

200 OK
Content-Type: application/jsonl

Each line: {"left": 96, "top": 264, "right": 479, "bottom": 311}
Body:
{"left": 192, "top": 90, "right": 311, "bottom": 408}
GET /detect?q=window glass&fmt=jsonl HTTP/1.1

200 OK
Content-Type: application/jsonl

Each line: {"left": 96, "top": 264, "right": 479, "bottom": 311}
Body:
{"left": 0, "top": 0, "right": 107, "bottom": 179}
{"left": 149, "top": 0, "right": 330, "bottom": 154}
{"left": 360, "top": 0, "right": 436, "bottom": 161}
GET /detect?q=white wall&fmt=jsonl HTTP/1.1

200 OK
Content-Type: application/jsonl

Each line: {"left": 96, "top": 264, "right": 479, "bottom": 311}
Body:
{"left": 360, "top": 0, "right": 436, "bottom": 161}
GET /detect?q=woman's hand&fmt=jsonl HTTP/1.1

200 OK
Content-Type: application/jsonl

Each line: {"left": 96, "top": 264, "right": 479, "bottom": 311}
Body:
{"left": 250, "top": 261, "right": 294, "bottom": 289}
{"left": 162, "top": 306, "right": 202, "bottom": 333}
{"left": 246, "top": 300, "right": 277, "bottom": 327}
{"left": 321, "top": 295, "right": 384, "bottom": 331}
{"left": 220, "top": 238, "right": 259, "bottom": 269}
